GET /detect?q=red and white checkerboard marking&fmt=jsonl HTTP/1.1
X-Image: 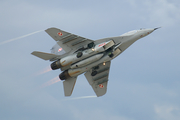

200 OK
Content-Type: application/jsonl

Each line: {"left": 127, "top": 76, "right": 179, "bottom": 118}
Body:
{"left": 58, "top": 48, "right": 62, "bottom": 52}
{"left": 57, "top": 32, "right": 63, "bottom": 36}
{"left": 99, "top": 84, "right": 104, "bottom": 88}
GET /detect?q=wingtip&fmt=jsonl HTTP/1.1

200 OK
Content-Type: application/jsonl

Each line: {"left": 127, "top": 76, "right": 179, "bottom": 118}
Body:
{"left": 31, "top": 51, "right": 36, "bottom": 55}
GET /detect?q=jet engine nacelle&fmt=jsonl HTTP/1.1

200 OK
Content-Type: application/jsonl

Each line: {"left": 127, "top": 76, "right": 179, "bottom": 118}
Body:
{"left": 59, "top": 70, "right": 71, "bottom": 80}
{"left": 51, "top": 51, "right": 85, "bottom": 70}
{"left": 50, "top": 54, "right": 75, "bottom": 70}
{"left": 59, "top": 68, "right": 84, "bottom": 80}
{"left": 51, "top": 40, "right": 115, "bottom": 70}
{"left": 71, "top": 54, "right": 103, "bottom": 69}
{"left": 51, "top": 60, "right": 62, "bottom": 70}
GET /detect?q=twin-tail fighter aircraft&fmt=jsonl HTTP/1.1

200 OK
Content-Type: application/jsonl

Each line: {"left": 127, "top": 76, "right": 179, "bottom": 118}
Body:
{"left": 31, "top": 27, "right": 159, "bottom": 97}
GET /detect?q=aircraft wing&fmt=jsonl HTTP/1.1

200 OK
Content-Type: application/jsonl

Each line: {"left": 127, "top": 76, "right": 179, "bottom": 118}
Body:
{"left": 45, "top": 28, "right": 94, "bottom": 53}
{"left": 84, "top": 61, "right": 111, "bottom": 97}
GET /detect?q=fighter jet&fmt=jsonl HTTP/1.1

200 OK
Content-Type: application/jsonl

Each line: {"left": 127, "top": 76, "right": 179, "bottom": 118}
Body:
{"left": 31, "top": 27, "right": 159, "bottom": 97}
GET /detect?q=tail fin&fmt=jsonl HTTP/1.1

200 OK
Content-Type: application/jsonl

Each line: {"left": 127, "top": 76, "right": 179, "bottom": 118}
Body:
{"left": 31, "top": 51, "right": 59, "bottom": 61}
{"left": 51, "top": 43, "right": 66, "bottom": 55}
{"left": 63, "top": 77, "right": 77, "bottom": 96}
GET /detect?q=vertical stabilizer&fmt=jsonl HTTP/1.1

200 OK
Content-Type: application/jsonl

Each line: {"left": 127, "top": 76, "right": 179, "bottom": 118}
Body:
{"left": 51, "top": 43, "right": 66, "bottom": 55}
{"left": 63, "top": 77, "right": 77, "bottom": 96}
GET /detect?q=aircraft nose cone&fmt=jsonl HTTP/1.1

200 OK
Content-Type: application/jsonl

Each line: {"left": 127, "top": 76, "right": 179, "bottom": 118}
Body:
{"left": 146, "top": 28, "right": 155, "bottom": 33}
{"left": 139, "top": 28, "right": 155, "bottom": 38}
{"left": 154, "top": 27, "right": 161, "bottom": 31}
{"left": 146, "top": 27, "right": 161, "bottom": 34}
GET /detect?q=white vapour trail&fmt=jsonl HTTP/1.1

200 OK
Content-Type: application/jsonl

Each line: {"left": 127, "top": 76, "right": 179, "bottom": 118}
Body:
{"left": 62, "top": 96, "right": 97, "bottom": 101}
{"left": 0, "top": 30, "right": 44, "bottom": 45}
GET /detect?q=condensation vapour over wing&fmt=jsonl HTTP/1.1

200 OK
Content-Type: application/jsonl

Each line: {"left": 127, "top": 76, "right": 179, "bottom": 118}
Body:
{"left": 0, "top": 30, "right": 44, "bottom": 45}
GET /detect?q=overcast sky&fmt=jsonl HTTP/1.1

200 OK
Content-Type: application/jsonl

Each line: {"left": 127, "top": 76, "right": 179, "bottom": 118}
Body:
{"left": 0, "top": 0, "right": 180, "bottom": 120}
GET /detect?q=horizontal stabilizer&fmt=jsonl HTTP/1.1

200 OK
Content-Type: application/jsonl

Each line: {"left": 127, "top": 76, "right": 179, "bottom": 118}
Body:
{"left": 31, "top": 51, "right": 59, "bottom": 60}
{"left": 63, "top": 77, "right": 77, "bottom": 96}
